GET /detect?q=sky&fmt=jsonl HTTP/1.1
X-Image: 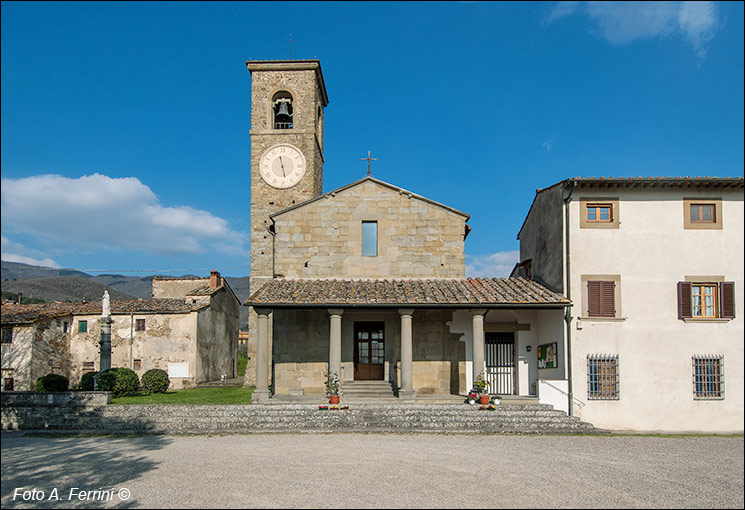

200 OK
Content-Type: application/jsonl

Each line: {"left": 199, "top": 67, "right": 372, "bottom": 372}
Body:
{"left": 2, "top": 1, "right": 743, "bottom": 278}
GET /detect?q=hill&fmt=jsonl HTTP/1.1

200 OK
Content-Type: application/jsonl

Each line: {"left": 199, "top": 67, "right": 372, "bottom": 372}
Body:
{"left": 1, "top": 260, "right": 251, "bottom": 327}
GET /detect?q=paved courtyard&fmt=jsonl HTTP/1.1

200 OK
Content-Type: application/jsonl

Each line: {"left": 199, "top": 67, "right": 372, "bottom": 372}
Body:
{"left": 1, "top": 432, "right": 743, "bottom": 508}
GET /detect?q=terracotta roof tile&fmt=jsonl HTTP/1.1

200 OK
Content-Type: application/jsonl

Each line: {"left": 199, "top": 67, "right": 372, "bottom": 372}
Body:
{"left": 2, "top": 298, "right": 200, "bottom": 324}
{"left": 246, "top": 278, "right": 570, "bottom": 307}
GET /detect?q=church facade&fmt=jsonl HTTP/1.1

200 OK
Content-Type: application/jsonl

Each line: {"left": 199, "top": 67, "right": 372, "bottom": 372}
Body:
{"left": 245, "top": 60, "right": 573, "bottom": 404}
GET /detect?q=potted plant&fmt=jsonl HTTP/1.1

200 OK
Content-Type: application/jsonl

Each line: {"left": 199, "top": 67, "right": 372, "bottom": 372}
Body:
{"left": 474, "top": 371, "right": 491, "bottom": 405}
{"left": 325, "top": 371, "right": 341, "bottom": 404}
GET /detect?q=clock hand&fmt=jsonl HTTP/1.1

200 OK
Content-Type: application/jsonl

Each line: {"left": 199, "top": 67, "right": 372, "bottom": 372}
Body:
{"left": 279, "top": 156, "right": 286, "bottom": 177}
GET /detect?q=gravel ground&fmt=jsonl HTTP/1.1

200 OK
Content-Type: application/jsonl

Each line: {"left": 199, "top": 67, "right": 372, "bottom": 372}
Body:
{"left": 1, "top": 432, "right": 742, "bottom": 509}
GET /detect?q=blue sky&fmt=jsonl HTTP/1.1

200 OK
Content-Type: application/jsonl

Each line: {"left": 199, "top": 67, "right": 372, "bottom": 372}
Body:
{"left": 2, "top": 1, "right": 743, "bottom": 278}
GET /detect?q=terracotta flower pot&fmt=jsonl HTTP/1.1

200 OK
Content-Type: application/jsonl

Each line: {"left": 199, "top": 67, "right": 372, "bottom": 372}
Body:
{"left": 329, "top": 395, "right": 340, "bottom": 404}
{"left": 479, "top": 395, "right": 490, "bottom": 405}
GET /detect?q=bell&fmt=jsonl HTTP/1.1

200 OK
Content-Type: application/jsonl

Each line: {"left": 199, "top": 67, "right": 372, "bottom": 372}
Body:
{"left": 276, "top": 101, "right": 291, "bottom": 117}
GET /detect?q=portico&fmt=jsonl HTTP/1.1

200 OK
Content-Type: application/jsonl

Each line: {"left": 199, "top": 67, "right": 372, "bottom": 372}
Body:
{"left": 247, "top": 277, "right": 570, "bottom": 403}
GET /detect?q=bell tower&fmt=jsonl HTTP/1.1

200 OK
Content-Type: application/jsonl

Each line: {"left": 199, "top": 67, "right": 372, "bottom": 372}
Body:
{"left": 245, "top": 60, "right": 328, "bottom": 389}
{"left": 247, "top": 59, "right": 328, "bottom": 289}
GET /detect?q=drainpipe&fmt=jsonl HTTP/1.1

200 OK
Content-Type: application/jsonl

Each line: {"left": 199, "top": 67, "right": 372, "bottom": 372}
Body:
{"left": 563, "top": 182, "right": 576, "bottom": 416}
{"left": 130, "top": 313, "right": 134, "bottom": 370}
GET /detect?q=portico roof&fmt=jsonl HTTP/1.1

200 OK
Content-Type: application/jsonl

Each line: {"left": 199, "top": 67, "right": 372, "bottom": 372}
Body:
{"left": 246, "top": 277, "right": 570, "bottom": 309}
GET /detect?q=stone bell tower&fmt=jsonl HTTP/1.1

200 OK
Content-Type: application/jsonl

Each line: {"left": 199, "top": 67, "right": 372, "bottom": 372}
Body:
{"left": 245, "top": 60, "right": 329, "bottom": 388}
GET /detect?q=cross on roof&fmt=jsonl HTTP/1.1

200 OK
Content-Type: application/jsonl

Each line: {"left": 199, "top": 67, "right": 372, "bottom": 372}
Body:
{"left": 286, "top": 33, "right": 296, "bottom": 58}
{"left": 361, "top": 150, "right": 378, "bottom": 176}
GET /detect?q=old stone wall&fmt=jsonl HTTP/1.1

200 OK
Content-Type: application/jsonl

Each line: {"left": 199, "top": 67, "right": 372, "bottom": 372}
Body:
{"left": 273, "top": 180, "right": 468, "bottom": 278}
{"left": 69, "top": 312, "right": 199, "bottom": 389}
{"left": 196, "top": 288, "right": 240, "bottom": 382}
{"left": 151, "top": 278, "right": 209, "bottom": 298}
{"left": 1, "top": 324, "right": 35, "bottom": 391}
{"left": 518, "top": 185, "right": 564, "bottom": 293}
{"left": 30, "top": 318, "right": 73, "bottom": 388}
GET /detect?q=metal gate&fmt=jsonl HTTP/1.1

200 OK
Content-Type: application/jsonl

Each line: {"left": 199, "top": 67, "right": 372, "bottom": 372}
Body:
{"left": 485, "top": 332, "right": 515, "bottom": 395}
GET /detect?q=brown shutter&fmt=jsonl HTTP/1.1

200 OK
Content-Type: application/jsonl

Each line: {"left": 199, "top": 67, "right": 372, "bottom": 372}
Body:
{"left": 678, "top": 282, "right": 692, "bottom": 319}
{"left": 588, "top": 281, "right": 601, "bottom": 316}
{"left": 600, "top": 281, "right": 616, "bottom": 317}
{"left": 720, "top": 281, "right": 735, "bottom": 319}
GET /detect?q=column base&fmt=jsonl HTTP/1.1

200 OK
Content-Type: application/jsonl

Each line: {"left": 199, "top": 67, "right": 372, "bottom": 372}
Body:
{"left": 251, "top": 389, "right": 271, "bottom": 404}
{"left": 398, "top": 389, "right": 416, "bottom": 403}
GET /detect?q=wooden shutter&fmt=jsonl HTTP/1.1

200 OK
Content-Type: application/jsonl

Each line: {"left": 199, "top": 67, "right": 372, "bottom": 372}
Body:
{"left": 678, "top": 282, "right": 692, "bottom": 319}
{"left": 600, "top": 281, "right": 615, "bottom": 317}
{"left": 588, "top": 281, "right": 615, "bottom": 317}
{"left": 720, "top": 281, "right": 735, "bottom": 319}
{"left": 587, "top": 281, "right": 601, "bottom": 316}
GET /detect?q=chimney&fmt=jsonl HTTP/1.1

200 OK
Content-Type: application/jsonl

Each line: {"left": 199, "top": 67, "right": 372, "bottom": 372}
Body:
{"left": 209, "top": 270, "right": 221, "bottom": 288}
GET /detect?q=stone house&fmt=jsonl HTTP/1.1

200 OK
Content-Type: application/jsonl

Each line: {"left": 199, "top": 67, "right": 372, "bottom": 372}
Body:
{"left": 513, "top": 177, "right": 744, "bottom": 433}
{"left": 1, "top": 271, "right": 240, "bottom": 391}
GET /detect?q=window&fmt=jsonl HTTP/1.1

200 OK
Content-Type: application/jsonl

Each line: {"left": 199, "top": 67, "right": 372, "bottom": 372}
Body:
{"left": 678, "top": 281, "right": 735, "bottom": 320}
{"left": 586, "top": 204, "right": 612, "bottom": 222}
{"left": 78, "top": 320, "right": 88, "bottom": 333}
{"left": 587, "top": 281, "right": 615, "bottom": 317}
{"left": 693, "top": 356, "right": 723, "bottom": 399}
{"left": 1, "top": 327, "right": 12, "bottom": 344}
{"left": 587, "top": 355, "right": 619, "bottom": 400}
{"left": 690, "top": 204, "right": 715, "bottom": 224}
{"left": 135, "top": 319, "right": 146, "bottom": 332}
{"left": 133, "top": 359, "right": 142, "bottom": 371}
{"left": 362, "top": 221, "right": 378, "bottom": 257}
{"left": 580, "top": 197, "right": 619, "bottom": 229}
{"left": 63, "top": 321, "right": 69, "bottom": 333}
{"left": 683, "top": 199, "right": 722, "bottom": 230}
{"left": 82, "top": 361, "right": 95, "bottom": 374}
{"left": 272, "top": 91, "right": 293, "bottom": 129}
{"left": 3, "top": 378, "right": 14, "bottom": 391}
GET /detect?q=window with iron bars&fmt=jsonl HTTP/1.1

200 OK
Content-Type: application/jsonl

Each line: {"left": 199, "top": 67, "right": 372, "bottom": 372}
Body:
{"left": 692, "top": 355, "right": 724, "bottom": 399}
{"left": 587, "top": 354, "right": 619, "bottom": 400}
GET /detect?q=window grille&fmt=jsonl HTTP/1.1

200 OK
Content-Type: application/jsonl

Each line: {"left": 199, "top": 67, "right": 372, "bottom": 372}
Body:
{"left": 587, "top": 354, "right": 619, "bottom": 400}
{"left": 135, "top": 319, "right": 146, "bottom": 331}
{"left": 692, "top": 355, "right": 724, "bottom": 399}
{"left": 1, "top": 327, "right": 12, "bottom": 344}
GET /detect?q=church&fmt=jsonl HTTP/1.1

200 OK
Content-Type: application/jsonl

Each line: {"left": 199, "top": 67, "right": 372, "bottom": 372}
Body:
{"left": 244, "top": 60, "right": 572, "bottom": 404}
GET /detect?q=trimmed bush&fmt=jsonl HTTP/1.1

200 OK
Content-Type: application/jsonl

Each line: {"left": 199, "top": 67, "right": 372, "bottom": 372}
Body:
{"left": 78, "top": 371, "right": 98, "bottom": 391}
{"left": 142, "top": 369, "right": 170, "bottom": 394}
{"left": 35, "top": 373, "right": 69, "bottom": 392}
{"left": 95, "top": 367, "right": 139, "bottom": 397}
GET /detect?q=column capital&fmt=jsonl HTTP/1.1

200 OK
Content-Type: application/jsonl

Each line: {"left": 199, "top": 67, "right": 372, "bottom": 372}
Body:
{"left": 470, "top": 308, "right": 487, "bottom": 317}
{"left": 327, "top": 308, "right": 344, "bottom": 316}
{"left": 254, "top": 308, "right": 272, "bottom": 316}
{"left": 398, "top": 308, "right": 414, "bottom": 317}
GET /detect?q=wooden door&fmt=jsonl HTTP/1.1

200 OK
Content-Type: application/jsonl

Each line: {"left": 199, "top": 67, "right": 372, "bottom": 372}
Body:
{"left": 354, "top": 322, "right": 385, "bottom": 380}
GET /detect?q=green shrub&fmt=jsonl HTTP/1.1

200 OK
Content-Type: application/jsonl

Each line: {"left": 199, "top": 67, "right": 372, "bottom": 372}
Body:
{"left": 77, "top": 371, "right": 98, "bottom": 391}
{"left": 237, "top": 355, "right": 248, "bottom": 377}
{"left": 34, "top": 373, "right": 69, "bottom": 392}
{"left": 95, "top": 367, "right": 139, "bottom": 397}
{"left": 238, "top": 342, "right": 248, "bottom": 358}
{"left": 142, "top": 369, "right": 170, "bottom": 393}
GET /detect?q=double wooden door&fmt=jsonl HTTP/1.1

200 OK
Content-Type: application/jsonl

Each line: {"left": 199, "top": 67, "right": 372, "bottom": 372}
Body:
{"left": 354, "top": 322, "right": 385, "bottom": 380}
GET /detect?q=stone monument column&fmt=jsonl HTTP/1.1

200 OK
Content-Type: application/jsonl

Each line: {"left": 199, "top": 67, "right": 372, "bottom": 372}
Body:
{"left": 328, "top": 309, "right": 343, "bottom": 382}
{"left": 471, "top": 309, "right": 486, "bottom": 386}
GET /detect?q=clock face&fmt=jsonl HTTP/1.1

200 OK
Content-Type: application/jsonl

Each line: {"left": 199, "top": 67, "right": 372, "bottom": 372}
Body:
{"left": 259, "top": 144, "right": 306, "bottom": 189}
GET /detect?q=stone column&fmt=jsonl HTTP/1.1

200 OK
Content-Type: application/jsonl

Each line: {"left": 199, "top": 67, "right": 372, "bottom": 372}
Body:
{"left": 251, "top": 308, "right": 271, "bottom": 403}
{"left": 471, "top": 309, "right": 486, "bottom": 387}
{"left": 328, "top": 309, "right": 343, "bottom": 382}
{"left": 399, "top": 309, "right": 415, "bottom": 402}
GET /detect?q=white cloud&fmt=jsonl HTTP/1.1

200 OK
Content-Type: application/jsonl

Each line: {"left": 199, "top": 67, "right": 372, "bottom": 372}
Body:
{"left": 1, "top": 236, "right": 60, "bottom": 267}
{"left": 546, "top": 1, "right": 719, "bottom": 58}
{"left": 1, "top": 173, "right": 249, "bottom": 258}
{"left": 466, "top": 251, "right": 520, "bottom": 278}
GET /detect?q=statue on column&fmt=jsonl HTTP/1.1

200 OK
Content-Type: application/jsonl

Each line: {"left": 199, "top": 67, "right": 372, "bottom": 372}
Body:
{"left": 101, "top": 290, "right": 111, "bottom": 318}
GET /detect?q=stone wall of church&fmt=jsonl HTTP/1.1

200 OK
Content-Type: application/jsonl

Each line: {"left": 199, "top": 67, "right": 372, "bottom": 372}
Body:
{"left": 273, "top": 180, "right": 468, "bottom": 278}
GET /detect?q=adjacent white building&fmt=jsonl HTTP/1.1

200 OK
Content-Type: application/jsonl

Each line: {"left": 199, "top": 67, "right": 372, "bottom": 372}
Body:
{"left": 514, "top": 177, "right": 744, "bottom": 433}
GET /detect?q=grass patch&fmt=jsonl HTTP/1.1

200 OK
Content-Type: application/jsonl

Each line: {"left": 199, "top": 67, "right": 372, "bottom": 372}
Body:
{"left": 110, "top": 386, "right": 254, "bottom": 405}
{"left": 237, "top": 355, "right": 248, "bottom": 376}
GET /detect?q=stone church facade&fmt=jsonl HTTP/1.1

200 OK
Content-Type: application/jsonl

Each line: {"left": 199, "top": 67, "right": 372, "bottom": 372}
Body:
{"left": 245, "top": 60, "right": 572, "bottom": 404}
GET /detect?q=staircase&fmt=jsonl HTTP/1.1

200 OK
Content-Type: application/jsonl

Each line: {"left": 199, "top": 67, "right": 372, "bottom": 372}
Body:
{"left": 340, "top": 380, "right": 396, "bottom": 401}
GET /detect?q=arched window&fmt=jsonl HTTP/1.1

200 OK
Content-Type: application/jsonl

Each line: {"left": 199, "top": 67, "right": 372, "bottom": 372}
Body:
{"left": 272, "top": 91, "right": 293, "bottom": 129}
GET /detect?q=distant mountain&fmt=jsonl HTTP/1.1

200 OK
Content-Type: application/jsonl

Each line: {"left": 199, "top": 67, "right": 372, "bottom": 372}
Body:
{"left": 1, "top": 260, "right": 251, "bottom": 327}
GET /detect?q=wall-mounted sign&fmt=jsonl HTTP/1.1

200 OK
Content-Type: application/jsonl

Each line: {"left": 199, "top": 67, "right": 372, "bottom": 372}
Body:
{"left": 537, "top": 342, "right": 558, "bottom": 369}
